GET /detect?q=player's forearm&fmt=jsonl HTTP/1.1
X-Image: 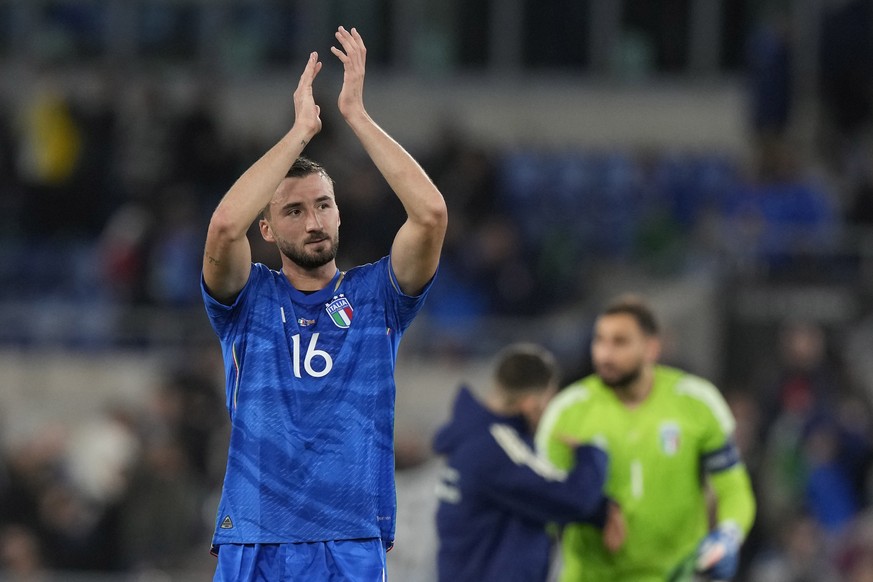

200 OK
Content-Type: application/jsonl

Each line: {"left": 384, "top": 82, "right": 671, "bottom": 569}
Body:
{"left": 709, "top": 465, "right": 756, "bottom": 537}
{"left": 489, "top": 446, "right": 608, "bottom": 525}
{"left": 210, "top": 127, "right": 312, "bottom": 239}
{"left": 345, "top": 112, "right": 446, "bottom": 227}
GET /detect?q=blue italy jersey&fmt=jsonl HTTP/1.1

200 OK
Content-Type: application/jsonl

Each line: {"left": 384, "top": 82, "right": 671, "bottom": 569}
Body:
{"left": 201, "top": 256, "right": 434, "bottom": 552}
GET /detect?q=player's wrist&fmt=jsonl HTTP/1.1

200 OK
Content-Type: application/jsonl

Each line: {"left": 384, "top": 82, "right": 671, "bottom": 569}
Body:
{"left": 286, "top": 125, "right": 318, "bottom": 148}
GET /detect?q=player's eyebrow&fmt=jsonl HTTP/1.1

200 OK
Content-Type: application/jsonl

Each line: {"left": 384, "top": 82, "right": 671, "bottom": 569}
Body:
{"left": 280, "top": 195, "right": 334, "bottom": 213}
{"left": 278, "top": 201, "right": 303, "bottom": 214}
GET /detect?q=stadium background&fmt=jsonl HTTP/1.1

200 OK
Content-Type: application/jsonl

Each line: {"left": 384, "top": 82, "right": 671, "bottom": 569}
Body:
{"left": 2, "top": 0, "right": 873, "bottom": 580}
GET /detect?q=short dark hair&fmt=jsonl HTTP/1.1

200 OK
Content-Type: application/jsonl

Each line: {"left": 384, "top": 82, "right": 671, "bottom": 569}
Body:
{"left": 285, "top": 156, "right": 333, "bottom": 183}
{"left": 261, "top": 156, "right": 335, "bottom": 219}
{"left": 493, "top": 343, "right": 559, "bottom": 396}
{"left": 601, "top": 294, "right": 659, "bottom": 336}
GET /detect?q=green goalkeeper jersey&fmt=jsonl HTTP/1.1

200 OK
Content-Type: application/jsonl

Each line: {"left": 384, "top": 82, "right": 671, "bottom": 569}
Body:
{"left": 535, "top": 365, "right": 755, "bottom": 582}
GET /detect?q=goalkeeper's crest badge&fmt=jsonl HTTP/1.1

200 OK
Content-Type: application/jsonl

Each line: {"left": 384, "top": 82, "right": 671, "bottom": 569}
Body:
{"left": 325, "top": 295, "right": 354, "bottom": 329}
{"left": 659, "top": 422, "right": 681, "bottom": 456}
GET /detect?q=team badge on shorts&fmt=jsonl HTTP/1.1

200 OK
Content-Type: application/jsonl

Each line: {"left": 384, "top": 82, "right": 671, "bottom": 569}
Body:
{"left": 659, "top": 422, "right": 681, "bottom": 456}
{"left": 326, "top": 295, "right": 354, "bottom": 329}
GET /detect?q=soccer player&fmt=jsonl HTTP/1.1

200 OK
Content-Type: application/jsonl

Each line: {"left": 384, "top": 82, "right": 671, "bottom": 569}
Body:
{"left": 201, "top": 27, "right": 447, "bottom": 581}
{"left": 536, "top": 295, "right": 756, "bottom": 582}
{"left": 434, "top": 343, "right": 625, "bottom": 582}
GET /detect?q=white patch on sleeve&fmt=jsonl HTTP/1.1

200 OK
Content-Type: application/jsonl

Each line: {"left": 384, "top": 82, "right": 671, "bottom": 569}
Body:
{"left": 490, "top": 423, "right": 568, "bottom": 482}
{"left": 675, "top": 375, "right": 735, "bottom": 434}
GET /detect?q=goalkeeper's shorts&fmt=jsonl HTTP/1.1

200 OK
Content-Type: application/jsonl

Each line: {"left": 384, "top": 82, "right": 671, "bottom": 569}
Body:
{"left": 213, "top": 538, "right": 387, "bottom": 582}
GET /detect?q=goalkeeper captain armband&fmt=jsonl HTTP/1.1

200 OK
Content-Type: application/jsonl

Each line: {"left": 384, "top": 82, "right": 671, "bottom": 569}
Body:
{"left": 700, "top": 439, "right": 740, "bottom": 474}
{"left": 695, "top": 523, "right": 742, "bottom": 581}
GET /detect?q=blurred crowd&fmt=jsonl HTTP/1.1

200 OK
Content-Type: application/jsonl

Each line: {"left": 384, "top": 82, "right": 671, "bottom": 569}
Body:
{"left": 3, "top": 0, "right": 873, "bottom": 580}
{"left": 0, "top": 351, "right": 228, "bottom": 579}
{"left": 729, "top": 321, "right": 873, "bottom": 582}
{"left": 0, "top": 72, "right": 865, "bottom": 348}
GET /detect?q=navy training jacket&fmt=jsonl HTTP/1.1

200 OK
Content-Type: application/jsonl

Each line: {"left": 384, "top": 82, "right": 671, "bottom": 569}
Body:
{"left": 433, "top": 386, "right": 609, "bottom": 582}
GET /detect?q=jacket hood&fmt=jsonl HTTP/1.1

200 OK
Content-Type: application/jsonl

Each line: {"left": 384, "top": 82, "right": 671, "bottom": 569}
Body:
{"left": 433, "top": 386, "right": 528, "bottom": 455}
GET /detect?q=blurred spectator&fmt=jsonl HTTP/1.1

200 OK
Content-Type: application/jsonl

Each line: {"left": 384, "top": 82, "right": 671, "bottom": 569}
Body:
{"left": 846, "top": 158, "right": 873, "bottom": 228}
{"left": 747, "top": 513, "right": 841, "bottom": 582}
{"left": 753, "top": 320, "right": 873, "bottom": 577}
{"left": 0, "top": 425, "right": 68, "bottom": 532}
{"left": 803, "top": 417, "right": 863, "bottom": 535}
{"left": 146, "top": 367, "right": 226, "bottom": 485}
{"left": 717, "top": 138, "right": 838, "bottom": 276}
{"left": 0, "top": 355, "right": 227, "bottom": 577}
{"left": 763, "top": 321, "right": 842, "bottom": 426}
{"left": 117, "top": 436, "right": 202, "bottom": 571}
{"left": 115, "top": 82, "right": 177, "bottom": 202}
{"left": 331, "top": 156, "right": 406, "bottom": 269}
{"left": 836, "top": 509, "right": 873, "bottom": 582}
{"left": 67, "top": 71, "right": 121, "bottom": 236}
{"left": 146, "top": 186, "right": 206, "bottom": 307}
{"left": 64, "top": 406, "right": 139, "bottom": 507}
{"left": 112, "top": 364, "right": 225, "bottom": 571}
{"left": 36, "top": 481, "right": 124, "bottom": 572}
{"left": 169, "top": 82, "right": 237, "bottom": 203}
{"left": 426, "top": 124, "right": 501, "bottom": 244}
{"left": 0, "top": 525, "right": 46, "bottom": 581}
{"left": 15, "top": 80, "right": 84, "bottom": 237}
{"left": 819, "top": 0, "right": 873, "bottom": 174}
{"left": 0, "top": 95, "right": 23, "bottom": 236}
{"left": 97, "top": 202, "right": 154, "bottom": 305}
{"left": 746, "top": 10, "right": 793, "bottom": 140}
{"left": 425, "top": 125, "right": 542, "bottom": 317}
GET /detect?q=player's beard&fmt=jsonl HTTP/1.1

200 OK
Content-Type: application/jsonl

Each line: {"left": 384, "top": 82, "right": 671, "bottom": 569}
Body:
{"left": 277, "top": 231, "right": 339, "bottom": 269}
{"left": 597, "top": 361, "right": 644, "bottom": 391}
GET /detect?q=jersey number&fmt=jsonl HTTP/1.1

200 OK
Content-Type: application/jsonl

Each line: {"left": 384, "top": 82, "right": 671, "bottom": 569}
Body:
{"left": 290, "top": 333, "right": 333, "bottom": 378}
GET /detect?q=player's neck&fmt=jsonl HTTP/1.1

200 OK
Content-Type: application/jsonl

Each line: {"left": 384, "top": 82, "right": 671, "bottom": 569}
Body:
{"left": 613, "top": 369, "right": 654, "bottom": 409}
{"left": 282, "top": 260, "right": 338, "bottom": 292}
{"left": 484, "top": 391, "right": 532, "bottom": 431}
{"left": 485, "top": 391, "right": 518, "bottom": 417}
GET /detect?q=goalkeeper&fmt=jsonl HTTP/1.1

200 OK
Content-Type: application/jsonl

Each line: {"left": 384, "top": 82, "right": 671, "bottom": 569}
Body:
{"left": 536, "top": 295, "right": 756, "bottom": 582}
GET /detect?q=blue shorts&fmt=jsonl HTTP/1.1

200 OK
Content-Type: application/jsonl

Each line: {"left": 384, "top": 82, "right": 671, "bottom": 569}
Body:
{"left": 213, "top": 539, "right": 387, "bottom": 582}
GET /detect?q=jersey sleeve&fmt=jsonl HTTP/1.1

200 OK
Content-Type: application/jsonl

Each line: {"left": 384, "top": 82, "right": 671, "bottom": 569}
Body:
{"left": 200, "top": 264, "right": 263, "bottom": 411}
{"left": 478, "top": 424, "right": 609, "bottom": 525}
{"left": 675, "top": 374, "right": 756, "bottom": 538}
{"left": 201, "top": 263, "right": 260, "bottom": 340}
{"left": 675, "top": 375, "right": 736, "bottom": 456}
{"left": 709, "top": 464, "right": 757, "bottom": 538}
{"left": 382, "top": 255, "right": 438, "bottom": 332}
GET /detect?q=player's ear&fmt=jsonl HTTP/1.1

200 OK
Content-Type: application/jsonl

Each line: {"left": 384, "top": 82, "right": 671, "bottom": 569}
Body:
{"left": 646, "top": 336, "right": 662, "bottom": 363}
{"left": 259, "top": 218, "right": 275, "bottom": 243}
{"left": 517, "top": 392, "right": 536, "bottom": 415}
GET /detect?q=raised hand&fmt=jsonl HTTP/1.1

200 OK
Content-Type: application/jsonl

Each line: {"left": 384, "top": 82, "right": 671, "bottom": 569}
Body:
{"left": 330, "top": 26, "right": 367, "bottom": 120}
{"left": 292, "top": 51, "right": 323, "bottom": 143}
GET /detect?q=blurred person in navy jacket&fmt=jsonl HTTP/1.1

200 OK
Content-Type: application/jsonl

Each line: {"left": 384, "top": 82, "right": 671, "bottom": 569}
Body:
{"left": 433, "top": 343, "right": 623, "bottom": 582}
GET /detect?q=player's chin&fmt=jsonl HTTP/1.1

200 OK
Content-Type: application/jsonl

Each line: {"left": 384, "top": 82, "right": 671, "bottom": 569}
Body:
{"left": 594, "top": 366, "right": 618, "bottom": 381}
{"left": 307, "top": 248, "right": 336, "bottom": 266}
{"left": 597, "top": 370, "right": 628, "bottom": 388}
